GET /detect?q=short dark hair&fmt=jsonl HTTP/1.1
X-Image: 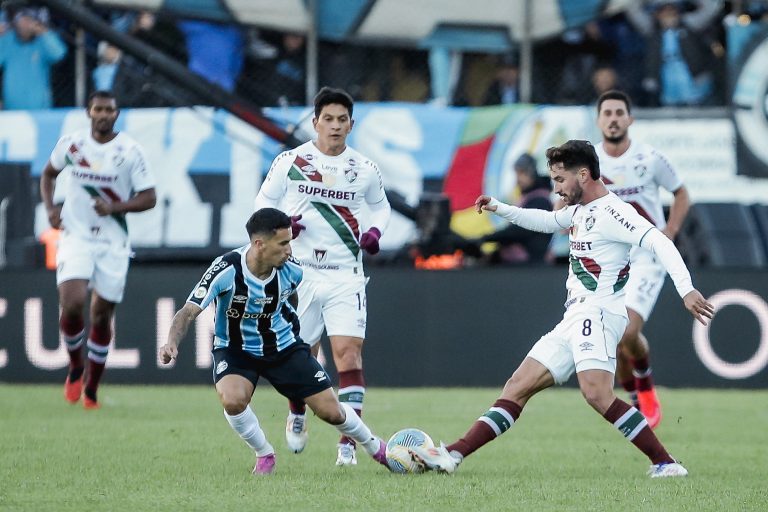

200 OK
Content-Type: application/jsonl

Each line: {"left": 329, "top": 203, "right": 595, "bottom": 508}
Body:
{"left": 513, "top": 153, "right": 537, "bottom": 178}
{"left": 246, "top": 208, "right": 291, "bottom": 238}
{"left": 314, "top": 86, "right": 354, "bottom": 118}
{"left": 87, "top": 90, "right": 117, "bottom": 108}
{"left": 546, "top": 140, "right": 600, "bottom": 180}
{"left": 596, "top": 89, "right": 631, "bottom": 115}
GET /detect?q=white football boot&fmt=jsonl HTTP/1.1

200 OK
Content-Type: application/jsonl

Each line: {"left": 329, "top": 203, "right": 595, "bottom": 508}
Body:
{"left": 409, "top": 442, "right": 462, "bottom": 474}
{"left": 648, "top": 461, "right": 688, "bottom": 478}
{"left": 285, "top": 413, "right": 308, "bottom": 454}
{"left": 336, "top": 443, "right": 357, "bottom": 466}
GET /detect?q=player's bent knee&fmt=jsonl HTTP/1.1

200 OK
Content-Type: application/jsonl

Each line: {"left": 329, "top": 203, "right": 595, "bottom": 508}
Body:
{"left": 580, "top": 386, "right": 613, "bottom": 413}
{"left": 218, "top": 391, "right": 250, "bottom": 415}
{"left": 315, "top": 404, "right": 344, "bottom": 425}
{"left": 502, "top": 374, "right": 534, "bottom": 403}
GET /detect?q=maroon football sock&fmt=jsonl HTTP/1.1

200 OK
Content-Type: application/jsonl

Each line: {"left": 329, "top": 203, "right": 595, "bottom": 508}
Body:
{"left": 447, "top": 399, "right": 522, "bottom": 458}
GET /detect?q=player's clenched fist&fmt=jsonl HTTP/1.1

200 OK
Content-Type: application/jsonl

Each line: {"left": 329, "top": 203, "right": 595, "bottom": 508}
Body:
{"left": 475, "top": 195, "right": 498, "bottom": 214}
{"left": 158, "top": 343, "right": 178, "bottom": 364}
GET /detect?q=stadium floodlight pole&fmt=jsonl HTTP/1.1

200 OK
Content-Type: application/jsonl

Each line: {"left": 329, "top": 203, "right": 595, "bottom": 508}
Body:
{"left": 306, "top": 0, "right": 319, "bottom": 106}
{"left": 36, "top": 0, "right": 303, "bottom": 148}
{"left": 519, "top": 0, "right": 533, "bottom": 103}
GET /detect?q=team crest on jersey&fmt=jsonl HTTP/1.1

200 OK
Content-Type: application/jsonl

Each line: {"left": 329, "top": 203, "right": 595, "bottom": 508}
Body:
{"left": 585, "top": 215, "right": 595, "bottom": 231}
{"left": 314, "top": 249, "right": 327, "bottom": 262}
{"left": 194, "top": 286, "right": 207, "bottom": 299}
{"left": 344, "top": 167, "right": 358, "bottom": 183}
{"left": 112, "top": 153, "right": 125, "bottom": 167}
{"left": 634, "top": 164, "right": 647, "bottom": 177}
{"left": 301, "top": 164, "right": 317, "bottom": 176}
{"left": 216, "top": 360, "right": 228, "bottom": 375}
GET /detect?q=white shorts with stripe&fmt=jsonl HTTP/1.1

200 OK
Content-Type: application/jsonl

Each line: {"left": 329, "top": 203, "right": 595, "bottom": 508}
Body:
{"left": 56, "top": 231, "right": 131, "bottom": 303}
{"left": 297, "top": 278, "right": 368, "bottom": 345}
{"left": 527, "top": 303, "right": 628, "bottom": 385}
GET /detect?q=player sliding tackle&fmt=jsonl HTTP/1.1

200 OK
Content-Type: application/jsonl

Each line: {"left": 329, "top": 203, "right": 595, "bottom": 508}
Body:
{"left": 410, "top": 140, "right": 714, "bottom": 478}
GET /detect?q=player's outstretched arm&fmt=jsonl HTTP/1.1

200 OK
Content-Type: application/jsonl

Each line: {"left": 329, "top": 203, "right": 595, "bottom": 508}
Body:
{"left": 474, "top": 195, "right": 568, "bottom": 233}
{"left": 159, "top": 303, "right": 202, "bottom": 364}
{"left": 683, "top": 289, "right": 715, "bottom": 326}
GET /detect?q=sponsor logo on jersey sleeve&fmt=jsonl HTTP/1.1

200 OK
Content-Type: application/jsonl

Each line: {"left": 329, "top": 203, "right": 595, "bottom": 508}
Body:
{"left": 603, "top": 205, "right": 637, "bottom": 232}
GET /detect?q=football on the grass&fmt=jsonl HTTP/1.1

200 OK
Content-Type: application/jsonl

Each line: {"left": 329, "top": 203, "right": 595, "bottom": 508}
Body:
{"left": 385, "top": 428, "right": 434, "bottom": 474}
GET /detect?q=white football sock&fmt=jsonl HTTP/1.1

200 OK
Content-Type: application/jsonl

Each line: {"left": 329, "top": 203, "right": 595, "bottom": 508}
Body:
{"left": 335, "top": 403, "right": 379, "bottom": 455}
{"left": 224, "top": 406, "right": 274, "bottom": 457}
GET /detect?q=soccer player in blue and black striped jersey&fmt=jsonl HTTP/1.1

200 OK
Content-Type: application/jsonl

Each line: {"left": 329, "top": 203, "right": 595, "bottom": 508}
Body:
{"left": 159, "top": 208, "right": 388, "bottom": 474}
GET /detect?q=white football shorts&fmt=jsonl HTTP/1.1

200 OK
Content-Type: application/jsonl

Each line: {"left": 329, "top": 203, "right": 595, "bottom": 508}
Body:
{"left": 56, "top": 232, "right": 131, "bottom": 303}
{"left": 624, "top": 247, "right": 666, "bottom": 321}
{"left": 527, "top": 304, "right": 628, "bottom": 385}
{"left": 297, "top": 278, "right": 368, "bottom": 345}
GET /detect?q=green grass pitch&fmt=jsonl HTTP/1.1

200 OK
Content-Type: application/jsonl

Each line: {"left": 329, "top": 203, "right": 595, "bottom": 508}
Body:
{"left": 1, "top": 385, "right": 766, "bottom": 511}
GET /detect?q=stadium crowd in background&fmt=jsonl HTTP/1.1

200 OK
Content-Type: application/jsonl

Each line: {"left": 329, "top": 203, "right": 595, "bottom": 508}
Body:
{"left": 0, "top": 4, "right": 66, "bottom": 109}
{"left": 0, "top": 0, "right": 751, "bottom": 110}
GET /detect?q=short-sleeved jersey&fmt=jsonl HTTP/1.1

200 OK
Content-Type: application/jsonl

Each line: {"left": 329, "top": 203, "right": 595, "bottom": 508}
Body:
{"left": 595, "top": 141, "right": 682, "bottom": 230}
{"left": 187, "top": 245, "right": 303, "bottom": 358}
{"left": 259, "top": 140, "right": 388, "bottom": 281}
{"left": 558, "top": 192, "right": 656, "bottom": 316}
{"left": 49, "top": 129, "right": 154, "bottom": 243}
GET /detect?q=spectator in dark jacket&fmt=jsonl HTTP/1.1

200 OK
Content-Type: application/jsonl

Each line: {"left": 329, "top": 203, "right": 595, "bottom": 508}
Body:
{"left": 470, "top": 153, "right": 554, "bottom": 264}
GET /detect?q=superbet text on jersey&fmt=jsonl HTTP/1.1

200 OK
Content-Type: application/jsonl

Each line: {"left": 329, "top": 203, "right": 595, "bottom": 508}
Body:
{"left": 49, "top": 129, "right": 154, "bottom": 243}
{"left": 259, "top": 141, "right": 387, "bottom": 281}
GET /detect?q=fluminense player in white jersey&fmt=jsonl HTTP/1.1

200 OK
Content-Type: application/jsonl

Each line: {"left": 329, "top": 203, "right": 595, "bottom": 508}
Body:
{"left": 595, "top": 90, "right": 691, "bottom": 429}
{"left": 254, "top": 87, "right": 391, "bottom": 466}
{"left": 411, "top": 140, "right": 713, "bottom": 478}
{"left": 40, "top": 91, "right": 156, "bottom": 409}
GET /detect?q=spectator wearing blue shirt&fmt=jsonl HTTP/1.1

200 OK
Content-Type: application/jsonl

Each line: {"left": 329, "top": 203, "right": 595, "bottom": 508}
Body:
{"left": 632, "top": 0, "right": 723, "bottom": 106}
{"left": 92, "top": 41, "right": 121, "bottom": 92}
{"left": 0, "top": 7, "right": 67, "bottom": 109}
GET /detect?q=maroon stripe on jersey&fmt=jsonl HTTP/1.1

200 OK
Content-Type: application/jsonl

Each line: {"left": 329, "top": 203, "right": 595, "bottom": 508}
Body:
{"left": 581, "top": 256, "right": 602, "bottom": 278}
{"left": 69, "top": 143, "right": 91, "bottom": 168}
{"left": 332, "top": 205, "right": 360, "bottom": 239}
{"left": 618, "top": 262, "right": 630, "bottom": 281}
{"left": 101, "top": 187, "right": 121, "bottom": 202}
{"left": 293, "top": 155, "right": 323, "bottom": 182}
{"left": 628, "top": 201, "right": 656, "bottom": 226}
{"left": 602, "top": 176, "right": 615, "bottom": 185}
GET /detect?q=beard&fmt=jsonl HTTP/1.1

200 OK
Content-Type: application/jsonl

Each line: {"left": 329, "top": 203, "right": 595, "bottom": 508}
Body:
{"left": 604, "top": 129, "right": 627, "bottom": 145}
{"left": 563, "top": 186, "right": 583, "bottom": 205}
{"left": 93, "top": 121, "right": 114, "bottom": 135}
